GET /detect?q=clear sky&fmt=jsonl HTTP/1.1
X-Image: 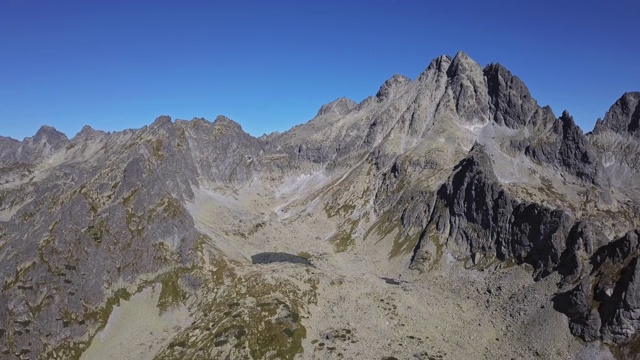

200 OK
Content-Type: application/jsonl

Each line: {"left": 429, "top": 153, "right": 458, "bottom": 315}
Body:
{"left": 1, "top": 0, "right": 638, "bottom": 140}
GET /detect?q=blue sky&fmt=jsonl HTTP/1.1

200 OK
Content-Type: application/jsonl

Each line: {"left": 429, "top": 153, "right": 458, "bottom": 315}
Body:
{"left": 1, "top": 0, "right": 638, "bottom": 140}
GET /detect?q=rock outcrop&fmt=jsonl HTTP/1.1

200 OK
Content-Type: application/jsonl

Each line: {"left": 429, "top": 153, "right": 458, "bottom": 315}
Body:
{"left": 484, "top": 63, "right": 540, "bottom": 129}
{"left": 589, "top": 92, "right": 640, "bottom": 200}
{"left": 317, "top": 97, "right": 357, "bottom": 117}
{"left": 525, "top": 110, "right": 604, "bottom": 185}
{"left": 554, "top": 230, "right": 640, "bottom": 344}
{"left": 593, "top": 92, "right": 640, "bottom": 138}
{"left": 376, "top": 74, "right": 411, "bottom": 101}
{"left": 0, "top": 125, "right": 69, "bottom": 163}
{"left": 411, "top": 144, "right": 574, "bottom": 279}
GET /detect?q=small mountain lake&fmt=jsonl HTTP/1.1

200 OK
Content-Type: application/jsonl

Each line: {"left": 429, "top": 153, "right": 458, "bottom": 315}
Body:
{"left": 251, "top": 252, "right": 315, "bottom": 267}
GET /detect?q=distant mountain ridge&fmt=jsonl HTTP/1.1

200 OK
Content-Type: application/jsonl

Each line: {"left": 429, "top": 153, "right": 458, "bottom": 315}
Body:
{"left": 1, "top": 51, "right": 639, "bottom": 359}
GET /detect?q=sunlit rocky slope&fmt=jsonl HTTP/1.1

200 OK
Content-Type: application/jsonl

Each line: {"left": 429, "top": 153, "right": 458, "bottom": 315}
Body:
{"left": 1, "top": 51, "right": 639, "bottom": 359}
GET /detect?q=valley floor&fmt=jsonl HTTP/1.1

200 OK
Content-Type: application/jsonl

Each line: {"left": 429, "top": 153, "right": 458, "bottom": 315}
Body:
{"left": 81, "top": 180, "right": 616, "bottom": 359}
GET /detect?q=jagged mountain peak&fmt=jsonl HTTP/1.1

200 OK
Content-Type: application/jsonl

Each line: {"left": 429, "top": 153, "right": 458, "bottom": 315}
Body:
{"left": 484, "top": 62, "right": 539, "bottom": 128}
{"left": 452, "top": 142, "right": 499, "bottom": 184}
{"left": 151, "top": 115, "right": 173, "bottom": 127}
{"left": 593, "top": 91, "right": 640, "bottom": 137}
{"left": 376, "top": 74, "right": 412, "bottom": 101}
{"left": 213, "top": 114, "right": 241, "bottom": 128}
{"left": 0, "top": 135, "right": 20, "bottom": 145}
{"left": 560, "top": 109, "right": 573, "bottom": 122}
{"left": 427, "top": 55, "right": 453, "bottom": 71}
{"left": 446, "top": 50, "right": 484, "bottom": 78}
{"left": 454, "top": 50, "right": 472, "bottom": 60}
{"left": 556, "top": 110, "right": 589, "bottom": 140}
{"left": 33, "top": 124, "right": 68, "bottom": 144}
{"left": 79, "top": 124, "right": 96, "bottom": 133}
{"left": 210, "top": 115, "right": 252, "bottom": 138}
{"left": 414, "top": 52, "right": 545, "bottom": 130}
{"left": 415, "top": 55, "right": 452, "bottom": 85}
{"left": 74, "top": 125, "right": 107, "bottom": 140}
{"left": 316, "top": 97, "right": 357, "bottom": 116}
{"left": 437, "top": 52, "right": 491, "bottom": 123}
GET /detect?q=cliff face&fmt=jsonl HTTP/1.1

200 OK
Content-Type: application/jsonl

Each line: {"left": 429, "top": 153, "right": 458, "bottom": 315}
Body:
{"left": 589, "top": 92, "right": 640, "bottom": 202}
{"left": 593, "top": 92, "right": 640, "bottom": 138}
{"left": 1, "top": 52, "right": 639, "bottom": 359}
{"left": 410, "top": 144, "right": 575, "bottom": 281}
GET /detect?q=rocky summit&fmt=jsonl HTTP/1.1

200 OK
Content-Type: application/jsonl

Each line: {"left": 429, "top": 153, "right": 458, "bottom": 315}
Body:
{"left": 1, "top": 51, "right": 639, "bottom": 359}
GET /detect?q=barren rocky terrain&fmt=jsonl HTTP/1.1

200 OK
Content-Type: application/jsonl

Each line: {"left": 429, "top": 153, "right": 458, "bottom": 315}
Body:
{"left": 1, "top": 51, "right": 639, "bottom": 359}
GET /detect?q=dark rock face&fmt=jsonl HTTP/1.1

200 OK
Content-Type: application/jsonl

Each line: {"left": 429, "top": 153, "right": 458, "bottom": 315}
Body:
{"left": 404, "top": 120, "right": 634, "bottom": 348}
{"left": 445, "top": 51, "right": 490, "bottom": 122}
{"left": 33, "top": 125, "right": 69, "bottom": 149}
{"left": 526, "top": 111, "right": 603, "bottom": 184}
{"left": 484, "top": 63, "right": 539, "bottom": 128}
{"left": 588, "top": 92, "right": 640, "bottom": 199}
{"left": 0, "top": 125, "right": 69, "bottom": 163}
{"left": 557, "top": 221, "right": 609, "bottom": 284}
{"left": 593, "top": 92, "right": 640, "bottom": 137}
{"left": 553, "top": 279, "right": 602, "bottom": 341}
{"left": 0, "top": 136, "right": 21, "bottom": 163}
{"left": 554, "top": 230, "right": 640, "bottom": 344}
{"left": 186, "top": 116, "right": 263, "bottom": 183}
{"left": 411, "top": 144, "right": 573, "bottom": 279}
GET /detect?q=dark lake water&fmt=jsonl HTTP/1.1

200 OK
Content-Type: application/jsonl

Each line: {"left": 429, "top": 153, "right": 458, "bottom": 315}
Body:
{"left": 251, "top": 252, "right": 314, "bottom": 267}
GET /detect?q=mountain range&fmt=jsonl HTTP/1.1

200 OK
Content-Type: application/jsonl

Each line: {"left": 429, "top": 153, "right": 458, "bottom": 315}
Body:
{"left": 1, "top": 51, "right": 639, "bottom": 359}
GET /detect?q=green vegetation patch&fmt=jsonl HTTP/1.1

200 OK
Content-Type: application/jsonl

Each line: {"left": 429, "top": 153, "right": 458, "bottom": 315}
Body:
{"left": 389, "top": 230, "right": 422, "bottom": 259}
{"left": 154, "top": 257, "right": 317, "bottom": 360}
{"left": 85, "top": 219, "right": 109, "bottom": 243}
{"left": 325, "top": 202, "right": 356, "bottom": 219}
{"left": 161, "top": 197, "right": 183, "bottom": 219}
{"left": 2, "top": 261, "right": 36, "bottom": 292}
{"left": 154, "top": 269, "right": 189, "bottom": 314}
{"left": 122, "top": 187, "right": 139, "bottom": 207}
{"left": 45, "top": 287, "right": 134, "bottom": 360}
{"left": 330, "top": 219, "right": 359, "bottom": 253}
{"left": 146, "top": 138, "right": 165, "bottom": 160}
